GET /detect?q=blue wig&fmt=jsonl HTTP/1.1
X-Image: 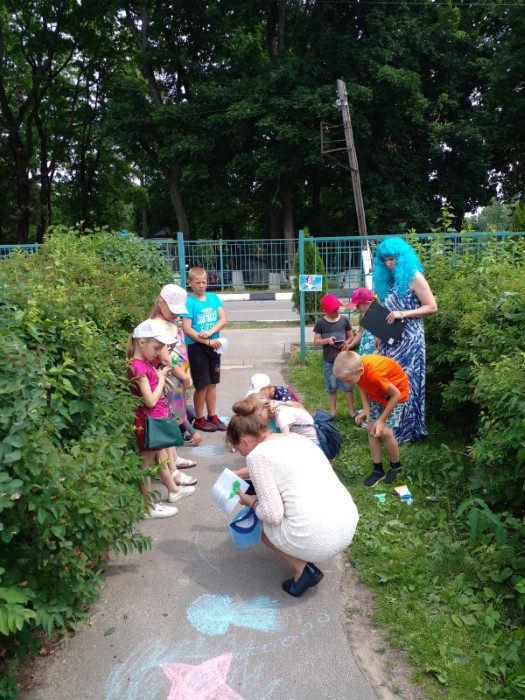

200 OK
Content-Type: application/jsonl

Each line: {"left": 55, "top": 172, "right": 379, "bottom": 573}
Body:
{"left": 373, "top": 238, "right": 424, "bottom": 301}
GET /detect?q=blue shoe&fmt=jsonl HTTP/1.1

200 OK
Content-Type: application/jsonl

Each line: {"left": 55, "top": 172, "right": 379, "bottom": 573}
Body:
{"left": 307, "top": 562, "right": 323, "bottom": 577}
{"left": 282, "top": 564, "right": 324, "bottom": 597}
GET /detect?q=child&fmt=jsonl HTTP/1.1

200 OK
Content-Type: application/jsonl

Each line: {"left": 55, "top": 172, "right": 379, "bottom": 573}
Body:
{"left": 180, "top": 267, "right": 227, "bottom": 432}
{"left": 313, "top": 294, "right": 356, "bottom": 419}
{"left": 333, "top": 351, "right": 409, "bottom": 487}
{"left": 126, "top": 319, "right": 196, "bottom": 518}
{"left": 245, "top": 373, "right": 298, "bottom": 401}
{"left": 150, "top": 283, "right": 203, "bottom": 456}
{"left": 344, "top": 287, "right": 377, "bottom": 356}
{"left": 245, "top": 394, "right": 319, "bottom": 445}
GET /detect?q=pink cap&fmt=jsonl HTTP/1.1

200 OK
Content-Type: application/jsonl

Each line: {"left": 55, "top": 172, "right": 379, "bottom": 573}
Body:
{"left": 320, "top": 294, "right": 342, "bottom": 314}
{"left": 160, "top": 284, "right": 188, "bottom": 315}
{"left": 346, "top": 287, "right": 374, "bottom": 309}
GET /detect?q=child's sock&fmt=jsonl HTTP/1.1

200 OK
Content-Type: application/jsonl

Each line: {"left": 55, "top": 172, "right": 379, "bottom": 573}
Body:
{"left": 364, "top": 463, "right": 385, "bottom": 487}
{"left": 384, "top": 461, "right": 401, "bottom": 485}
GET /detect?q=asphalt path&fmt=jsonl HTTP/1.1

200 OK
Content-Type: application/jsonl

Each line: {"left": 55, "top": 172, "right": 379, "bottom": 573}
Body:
{"left": 223, "top": 299, "right": 299, "bottom": 323}
{"left": 19, "top": 327, "right": 379, "bottom": 700}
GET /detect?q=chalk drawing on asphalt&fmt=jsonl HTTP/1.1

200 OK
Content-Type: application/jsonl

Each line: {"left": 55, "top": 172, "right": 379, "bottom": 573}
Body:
{"left": 187, "top": 594, "right": 282, "bottom": 636}
{"left": 161, "top": 652, "right": 244, "bottom": 700}
{"left": 191, "top": 444, "right": 229, "bottom": 457}
{"left": 104, "top": 612, "right": 332, "bottom": 699}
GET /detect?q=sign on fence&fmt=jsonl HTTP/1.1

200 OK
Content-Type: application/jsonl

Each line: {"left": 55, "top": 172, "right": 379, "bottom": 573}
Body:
{"left": 299, "top": 274, "right": 323, "bottom": 292}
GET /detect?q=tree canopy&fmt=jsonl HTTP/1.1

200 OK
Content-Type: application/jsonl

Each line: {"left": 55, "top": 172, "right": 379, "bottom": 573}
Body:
{"left": 0, "top": 0, "right": 523, "bottom": 243}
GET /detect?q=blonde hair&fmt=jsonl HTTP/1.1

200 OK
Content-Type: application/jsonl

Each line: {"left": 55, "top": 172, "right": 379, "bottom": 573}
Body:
{"left": 126, "top": 334, "right": 138, "bottom": 360}
{"left": 188, "top": 266, "right": 206, "bottom": 280}
{"left": 234, "top": 394, "right": 268, "bottom": 414}
{"left": 149, "top": 297, "right": 163, "bottom": 318}
{"left": 125, "top": 334, "right": 157, "bottom": 360}
{"left": 227, "top": 398, "right": 270, "bottom": 445}
{"left": 333, "top": 351, "right": 363, "bottom": 380}
{"left": 266, "top": 399, "right": 304, "bottom": 415}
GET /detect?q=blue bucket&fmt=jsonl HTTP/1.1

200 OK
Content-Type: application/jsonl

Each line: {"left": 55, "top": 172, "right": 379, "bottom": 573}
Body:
{"left": 229, "top": 506, "right": 262, "bottom": 548}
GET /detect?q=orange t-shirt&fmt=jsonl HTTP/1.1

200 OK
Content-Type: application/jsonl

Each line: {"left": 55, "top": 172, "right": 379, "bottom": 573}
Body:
{"left": 358, "top": 355, "right": 409, "bottom": 406}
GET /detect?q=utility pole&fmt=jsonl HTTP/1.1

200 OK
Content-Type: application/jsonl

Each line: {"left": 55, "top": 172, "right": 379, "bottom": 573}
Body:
{"left": 336, "top": 79, "right": 368, "bottom": 237}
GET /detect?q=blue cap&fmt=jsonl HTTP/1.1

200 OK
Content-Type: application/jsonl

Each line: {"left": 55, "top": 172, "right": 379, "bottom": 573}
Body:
{"left": 229, "top": 506, "right": 262, "bottom": 548}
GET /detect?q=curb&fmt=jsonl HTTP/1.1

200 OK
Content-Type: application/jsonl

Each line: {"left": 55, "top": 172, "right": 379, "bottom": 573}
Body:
{"left": 218, "top": 292, "right": 293, "bottom": 302}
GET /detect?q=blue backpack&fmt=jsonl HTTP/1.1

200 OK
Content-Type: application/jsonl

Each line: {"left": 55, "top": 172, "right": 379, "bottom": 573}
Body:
{"left": 313, "top": 408, "right": 344, "bottom": 460}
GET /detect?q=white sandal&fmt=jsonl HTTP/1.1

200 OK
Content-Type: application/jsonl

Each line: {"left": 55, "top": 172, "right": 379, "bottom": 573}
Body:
{"left": 174, "top": 471, "right": 198, "bottom": 486}
{"left": 175, "top": 456, "right": 197, "bottom": 469}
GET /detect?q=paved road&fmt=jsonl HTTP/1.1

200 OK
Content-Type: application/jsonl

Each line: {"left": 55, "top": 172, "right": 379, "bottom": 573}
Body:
{"left": 223, "top": 299, "right": 299, "bottom": 323}
{"left": 20, "top": 328, "right": 378, "bottom": 700}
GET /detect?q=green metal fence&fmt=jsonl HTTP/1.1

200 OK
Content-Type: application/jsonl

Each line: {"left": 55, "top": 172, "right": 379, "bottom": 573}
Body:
{"left": 1, "top": 232, "right": 521, "bottom": 294}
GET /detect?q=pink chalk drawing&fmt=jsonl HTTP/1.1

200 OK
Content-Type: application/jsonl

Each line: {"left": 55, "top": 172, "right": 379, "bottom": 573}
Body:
{"left": 161, "top": 652, "right": 245, "bottom": 700}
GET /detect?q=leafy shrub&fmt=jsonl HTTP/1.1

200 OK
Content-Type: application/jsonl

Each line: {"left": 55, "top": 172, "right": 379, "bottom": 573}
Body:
{"left": 421, "top": 237, "right": 525, "bottom": 507}
{"left": 0, "top": 228, "right": 172, "bottom": 695}
{"left": 291, "top": 230, "right": 326, "bottom": 322}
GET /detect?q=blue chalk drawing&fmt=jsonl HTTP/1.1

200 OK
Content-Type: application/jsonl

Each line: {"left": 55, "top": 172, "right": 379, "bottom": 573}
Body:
{"left": 187, "top": 594, "right": 282, "bottom": 636}
{"left": 192, "top": 444, "right": 229, "bottom": 457}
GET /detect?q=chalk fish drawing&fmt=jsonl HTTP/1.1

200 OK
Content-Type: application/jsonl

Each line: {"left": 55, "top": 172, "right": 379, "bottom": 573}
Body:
{"left": 187, "top": 594, "right": 282, "bottom": 636}
{"left": 161, "top": 652, "right": 244, "bottom": 700}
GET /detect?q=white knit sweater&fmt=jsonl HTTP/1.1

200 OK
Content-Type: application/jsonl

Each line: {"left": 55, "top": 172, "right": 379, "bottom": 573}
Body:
{"left": 247, "top": 433, "right": 359, "bottom": 562}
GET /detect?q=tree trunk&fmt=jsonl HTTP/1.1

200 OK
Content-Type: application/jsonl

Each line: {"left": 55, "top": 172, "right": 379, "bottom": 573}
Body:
{"left": 141, "top": 207, "right": 149, "bottom": 238}
{"left": 282, "top": 190, "right": 295, "bottom": 270}
{"left": 14, "top": 151, "right": 31, "bottom": 244}
{"left": 270, "top": 212, "right": 281, "bottom": 239}
{"left": 311, "top": 180, "right": 321, "bottom": 236}
{"left": 36, "top": 119, "right": 51, "bottom": 243}
{"left": 167, "top": 164, "right": 189, "bottom": 238}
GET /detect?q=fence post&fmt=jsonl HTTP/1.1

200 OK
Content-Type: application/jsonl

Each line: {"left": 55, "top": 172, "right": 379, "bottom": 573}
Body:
{"left": 218, "top": 239, "right": 225, "bottom": 291}
{"left": 177, "top": 231, "right": 186, "bottom": 289}
{"left": 299, "top": 229, "right": 306, "bottom": 365}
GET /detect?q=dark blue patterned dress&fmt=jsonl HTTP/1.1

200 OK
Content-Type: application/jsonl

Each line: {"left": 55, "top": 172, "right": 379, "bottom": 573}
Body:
{"left": 378, "top": 284, "right": 428, "bottom": 443}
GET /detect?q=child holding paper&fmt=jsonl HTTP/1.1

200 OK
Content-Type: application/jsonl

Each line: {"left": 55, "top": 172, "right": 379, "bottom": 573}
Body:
{"left": 313, "top": 294, "right": 356, "bottom": 418}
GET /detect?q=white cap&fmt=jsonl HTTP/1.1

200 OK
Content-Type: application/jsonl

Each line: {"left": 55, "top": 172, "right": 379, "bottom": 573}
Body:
{"left": 160, "top": 284, "right": 188, "bottom": 315}
{"left": 245, "top": 373, "right": 272, "bottom": 397}
{"left": 132, "top": 319, "right": 177, "bottom": 345}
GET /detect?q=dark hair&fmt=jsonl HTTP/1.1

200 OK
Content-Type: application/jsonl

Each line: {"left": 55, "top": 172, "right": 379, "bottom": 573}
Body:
{"left": 227, "top": 398, "right": 270, "bottom": 445}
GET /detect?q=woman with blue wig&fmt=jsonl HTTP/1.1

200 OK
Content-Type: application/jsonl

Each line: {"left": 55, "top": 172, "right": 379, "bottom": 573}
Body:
{"left": 373, "top": 238, "right": 437, "bottom": 443}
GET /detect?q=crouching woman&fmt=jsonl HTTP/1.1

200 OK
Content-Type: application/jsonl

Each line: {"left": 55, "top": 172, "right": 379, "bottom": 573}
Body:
{"left": 227, "top": 402, "right": 359, "bottom": 597}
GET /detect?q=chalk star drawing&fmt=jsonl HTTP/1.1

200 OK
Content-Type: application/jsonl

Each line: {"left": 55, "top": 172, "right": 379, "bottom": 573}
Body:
{"left": 161, "top": 652, "right": 244, "bottom": 700}
{"left": 187, "top": 594, "right": 282, "bottom": 636}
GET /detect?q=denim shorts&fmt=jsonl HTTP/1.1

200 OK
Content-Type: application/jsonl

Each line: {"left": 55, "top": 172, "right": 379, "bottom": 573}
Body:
{"left": 323, "top": 361, "right": 353, "bottom": 394}
{"left": 369, "top": 400, "right": 405, "bottom": 428}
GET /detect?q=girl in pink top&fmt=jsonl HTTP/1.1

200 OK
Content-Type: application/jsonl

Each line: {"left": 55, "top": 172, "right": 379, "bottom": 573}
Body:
{"left": 126, "top": 319, "right": 196, "bottom": 519}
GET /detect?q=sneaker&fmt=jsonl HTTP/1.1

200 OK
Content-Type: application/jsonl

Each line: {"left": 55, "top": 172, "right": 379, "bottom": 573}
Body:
{"left": 384, "top": 468, "right": 402, "bottom": 485}
{"left": 193, "top": 417, "right": 217, "bottom": 432}
{"left": 208, "top": 415, "right": 227, "bottom": 431}
{"left": 363, "top": 469, "right": 385, "bottom": 487}
{"left": 168, "top": 485, "right": 196, "bottom": 503}
{"left": 145, "top": 503, "right": 178, "bottom": 519}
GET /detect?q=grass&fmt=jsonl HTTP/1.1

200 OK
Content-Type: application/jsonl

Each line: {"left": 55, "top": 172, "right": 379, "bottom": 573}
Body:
{"left": 289, "top": 350, "right": 523, "bottom": 700}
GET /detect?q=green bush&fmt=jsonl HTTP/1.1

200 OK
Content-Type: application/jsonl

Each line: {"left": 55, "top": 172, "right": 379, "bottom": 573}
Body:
{"left": 0, "top": 228, "right": 172, "bottom": 696}
{"left": 422, "top": 236, "right": 525, "bottom": 507}
{"left": 291, "top": 230, "right": 326, "bottom": 322}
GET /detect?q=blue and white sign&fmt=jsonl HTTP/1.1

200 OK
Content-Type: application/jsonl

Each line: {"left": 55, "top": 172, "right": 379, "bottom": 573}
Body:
{"left": 299, "top": 274, "right": 323, "bottom": 292}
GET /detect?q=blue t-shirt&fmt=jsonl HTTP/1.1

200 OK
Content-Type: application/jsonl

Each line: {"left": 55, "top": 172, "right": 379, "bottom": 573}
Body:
{"left": 181, "top": 293, "right": 223, "bottom": 345}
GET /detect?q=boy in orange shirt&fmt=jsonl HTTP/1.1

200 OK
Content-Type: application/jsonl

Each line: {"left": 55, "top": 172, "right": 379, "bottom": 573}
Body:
{"left": 333, "top": 351, "right": 409, "bottom": 486}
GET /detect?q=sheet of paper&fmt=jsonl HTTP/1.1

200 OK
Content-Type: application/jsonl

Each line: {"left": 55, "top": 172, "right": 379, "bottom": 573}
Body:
{"left": 211, "top": 468, "right": 250, "bottom": 515}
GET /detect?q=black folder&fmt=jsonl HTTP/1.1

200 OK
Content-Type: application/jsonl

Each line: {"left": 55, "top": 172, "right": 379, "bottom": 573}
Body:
{"left": 360, "top": 301, "right": 405, "bottom": 346}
